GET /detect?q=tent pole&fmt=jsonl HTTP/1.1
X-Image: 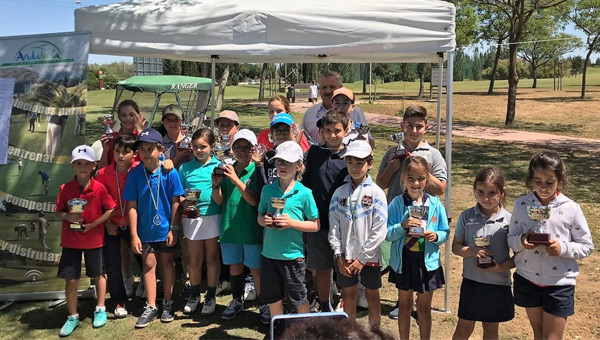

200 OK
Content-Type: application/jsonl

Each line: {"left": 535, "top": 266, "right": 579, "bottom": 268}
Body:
{"left": 444, "top": 51, "right": 454, "bottom": 314}
{"left": 210, "top": 56, "right": 217, "bottom": 130}
{"left": 435, "top": 58, "right": 443, "bottom": 149}
{"left": 369, "top": 63, "right": 372, "bottom": 103}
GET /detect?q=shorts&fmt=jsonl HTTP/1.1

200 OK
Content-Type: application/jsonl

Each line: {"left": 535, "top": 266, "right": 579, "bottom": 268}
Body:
{"left": 57, "top": 247, "right": 104, "bottom": 280}
{"left": 513, "top": 272, "right": 574, "bottom": 317}
{"left": 335, "top": 263, "right": 382, "bottom": 290}
{"left": 182, "top": 214, "right": 220, "bottom": 241}
{"left": 260, "top": 256, "right": 307, "bottom": 307}
{"left": 220, "top": 243, "right": 262, "bottom": 269}
{"left": 142, "top": 241, "right": 176, "bottom": 254}
{"left": 306, "top": 230, "right": 334, "bottom": 270}
{"left": 458, "top": 278, "right": 514, "bottom": 322}
{"left": 390, "top": 248, "right": 445, "bottom": 293}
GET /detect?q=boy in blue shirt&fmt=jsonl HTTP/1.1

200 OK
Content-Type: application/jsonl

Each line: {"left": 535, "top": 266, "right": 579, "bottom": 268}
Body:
{"left": 123, "top": 128, "right": 185, "bottom": 328}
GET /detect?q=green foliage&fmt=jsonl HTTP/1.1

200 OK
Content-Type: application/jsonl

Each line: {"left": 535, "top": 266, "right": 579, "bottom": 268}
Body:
{"left": 569, "top": 56, "right": 584, "bottom": 75}
{"left": 87, "top": 62, "right": 134, "bottom": 89}
{"left": 163, "top": 59, "right": 182, "bottom": 75}
{"left": 481, "top": 58, "right": 530, "bottom": 80}
{"left": 472, "top": 49, "right": 483, "bottom": 80}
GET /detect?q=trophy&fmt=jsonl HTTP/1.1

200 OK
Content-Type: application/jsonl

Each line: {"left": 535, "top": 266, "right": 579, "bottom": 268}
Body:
{"left": 213, "top": 133, "right": 231, "bottom": 176}
{"left": 391, "top": 132, "right": 409, "bottom": 159}
{"left": 473, "top": 235, "right": 494, "bottom": 268}
{"left": 527, "top": 206, "right": 552, "bottom": 245}
{"left": 270, "top": 198, "right": 286, "bottom": 228}
{"left": 183, "top": 188, "right": 201, "bottom": 218}
{"left": 99, "top": 115, "right": 114, "bottom": 138}
{"left": 407, "top": 205, "right": 427, "bottom": 237}
{"left": 67, "top": 198, "right": 87, "bottom": 232}
{"left": 177, "top": 123, "right": 193, "bottom": 151}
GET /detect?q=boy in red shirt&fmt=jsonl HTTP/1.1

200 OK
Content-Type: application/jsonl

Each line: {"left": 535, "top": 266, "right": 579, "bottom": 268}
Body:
{"left": 55, "top": 145, "right": 116, "bottom": 337}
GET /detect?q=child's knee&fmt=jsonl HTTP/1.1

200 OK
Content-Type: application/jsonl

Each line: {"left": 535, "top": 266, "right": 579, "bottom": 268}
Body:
{"left": 205, "top": 252, "right": 219, "bottom": 265}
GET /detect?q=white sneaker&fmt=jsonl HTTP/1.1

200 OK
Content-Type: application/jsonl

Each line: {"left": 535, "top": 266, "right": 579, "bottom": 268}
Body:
{"left": 136, "top": 280, "right": 146, "bottom": 298}
{"left": 183, "top": 295, "right": 200, "bottom": 314}
{"left": 309, "top": 298, "right": 320, "bottom": 313}
{"left": 201, "top": 296, "right": 216, "bottom": 316}
{"left": 114, "top": 303, "right": 128, "bottom": 318}
{"left": 389, "top": 307, "right": 399, "bottom": 319}
{"left": 243, "top": 282, "right": 257, "bottom": 301}
{"left": 215, "top": 280, "right": 231, "bottom": 296}
{"left": 357, "top": 284, "right": 368, "bottom": 309}
{"left": 123, "top": 275, "right": 134, "bottom": 298}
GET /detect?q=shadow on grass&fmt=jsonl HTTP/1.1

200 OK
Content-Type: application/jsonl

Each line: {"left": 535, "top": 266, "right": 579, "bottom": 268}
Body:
{"left": 528, "top": 96, "right": 594, "bottom": 103}
{"left": 453, "top": 119, "right": 584, "bottom": 136}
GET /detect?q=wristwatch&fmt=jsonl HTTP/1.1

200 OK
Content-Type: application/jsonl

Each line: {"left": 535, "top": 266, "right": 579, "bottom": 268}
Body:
{"left": 170, "top": 224, "right": 180, "bottom": 231}
{"left": 334, "top": 253, "right": 342, "bottom": 260}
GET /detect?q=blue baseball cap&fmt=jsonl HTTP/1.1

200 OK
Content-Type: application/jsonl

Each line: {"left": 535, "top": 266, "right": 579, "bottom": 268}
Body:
{"left": 270, "top": 113, "right": 294, "bottom": 127}
{"left": 136, "top": 128, "right": 163, "bottom": 145}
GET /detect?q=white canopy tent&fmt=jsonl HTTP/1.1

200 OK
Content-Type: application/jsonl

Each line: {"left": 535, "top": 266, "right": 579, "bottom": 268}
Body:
{"left": 75, "top": 0, "right": 456, "bottom": 312}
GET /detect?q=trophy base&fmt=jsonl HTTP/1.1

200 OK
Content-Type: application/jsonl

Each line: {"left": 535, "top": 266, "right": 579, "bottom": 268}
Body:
{"left": 182, "top": 209, "right": 199, "bottom": 219}
{"left": 177, "top": 146, "right": 191, "bottom": 152}
{"left": 527, "top": 233, "right": 551, "bottom": 246}
{"left": 393, "top": 150, "right": 409, "bottom": 159}
{"left": 477, "top": 257, "right": 494, "bottom": 268}
{"left": 407, "top": 227, "right": 425, "bottom": 238}
{"left": 69, "top": 223, "right": 84, "bottom": 232}
{"left": 213, "top": 167, "right": 226, "bottom": 177}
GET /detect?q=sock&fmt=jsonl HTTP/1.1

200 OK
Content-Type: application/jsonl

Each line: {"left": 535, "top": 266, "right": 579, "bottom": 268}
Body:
{"left": 69, "top": 313, "right": 79, "bottom": 319}
{"left": 95, "top": 306, "right": 106, "bottom": 312}
{"left": 191, "top": 284, "right": 201, "bottom": 297}
{"left": 206, "top": 286, "right": 217, "bottom": 299}
{"left": 230, "top": 273, "right": 245, "bottom": 301}
{"left": 319, "top": 299, "right": 332, "bottom": 312}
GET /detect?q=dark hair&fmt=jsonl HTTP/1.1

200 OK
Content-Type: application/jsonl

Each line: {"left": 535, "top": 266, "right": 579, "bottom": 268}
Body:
{"left": 525, "top": 150, "right": 567, "bottom": 190}
{"left": 474, "top": 167, "right": 507, "bottom": 207}
{"left": 320, "top": 109, "right": 349, "bottom": 129}
{"left": 280, "top": 317, "right": 395, "bottom": 340}
{"left": 191, "top": 127, "right": 215, "bottom": 146}
{"left": 403, "top": 105, "right": 428, "bottom": 122}
{"left": 114, "top": 133, "right": 136, "bottom": 152}
{"left": 269, "top": 95, "right": 291, "bottom": 113}
{"left": 117, "top": 99, "right": 140, "bottom": 116}
{"left": 401, "top": 156, "right": 430, "bottom": 184}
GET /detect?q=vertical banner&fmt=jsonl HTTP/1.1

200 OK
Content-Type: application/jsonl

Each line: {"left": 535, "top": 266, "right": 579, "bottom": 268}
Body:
{"left": 0, "top": 32, "right": 90, "bottom": 301}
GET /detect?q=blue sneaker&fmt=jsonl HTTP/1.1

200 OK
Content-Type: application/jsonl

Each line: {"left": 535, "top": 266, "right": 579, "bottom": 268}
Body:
{"left": 59, "top": 315, "right": 79, "bottom": 337}
{"left": 221, "top": 298, "right": 243, "bottom": 320}
{"left": 259, "top": 304, "right": 271, "bottom": 325}
{"left": 93, "top": 309, "right": 107, "bottom": 328}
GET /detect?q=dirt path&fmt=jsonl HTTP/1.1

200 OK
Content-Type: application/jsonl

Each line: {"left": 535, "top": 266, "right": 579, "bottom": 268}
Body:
{"left": 289, "top": 101, "right": 600, "bottom": 153}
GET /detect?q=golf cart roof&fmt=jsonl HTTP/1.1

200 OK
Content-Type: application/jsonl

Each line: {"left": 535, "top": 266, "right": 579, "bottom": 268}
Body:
{"left": 116, "top": 75, "right": 213, "bottom": 93}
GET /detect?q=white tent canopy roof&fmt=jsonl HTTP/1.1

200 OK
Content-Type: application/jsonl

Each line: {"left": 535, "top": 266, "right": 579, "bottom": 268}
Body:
{"left": 75, "top": 0, "right": 456, "bottom": 63}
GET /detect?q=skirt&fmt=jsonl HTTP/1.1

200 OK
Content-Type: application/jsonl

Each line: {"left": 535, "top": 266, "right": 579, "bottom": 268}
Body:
{"left": 458, "top": 278, "right": 514, "bottom": 322}
{"left": 390, "top": 247, "right": 445, "bottom": 293}
{"left": 182, "top": 214, "right": 220, "bottom": 241}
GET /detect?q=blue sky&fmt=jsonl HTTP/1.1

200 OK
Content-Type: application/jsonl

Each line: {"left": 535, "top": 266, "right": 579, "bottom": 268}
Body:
{"left": 0, "top": 0, "right": 597, "bottom": 65}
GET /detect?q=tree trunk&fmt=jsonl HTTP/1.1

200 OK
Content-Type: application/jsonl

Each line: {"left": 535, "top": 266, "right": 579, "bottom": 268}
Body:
{"left": 505, "top": 40, "right": 519, "bottom": 126}
{"left": 362, "top": 63, "right": 368, "bottom": 94}
{"left": 215, "top": 65, "right": 229, "bottom": 111}
{"left": 532, "top": 66, "right": 537, "bottom": 88}
{"left": 487, "top": 40, "right": 502, "bottom": 95}
{"left": 581, "top": 45, "right": 595, "bottom": 99}
{"left": 418, "top": 63, "right": 425, "bottom": 98}
{"left": 258, "top": 63, "right": 269, "bottom": 101}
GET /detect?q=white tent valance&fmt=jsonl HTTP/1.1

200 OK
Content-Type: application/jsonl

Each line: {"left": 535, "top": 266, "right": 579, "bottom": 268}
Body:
{"left": 75, "top": 0, "right": 455, "bottom": 63}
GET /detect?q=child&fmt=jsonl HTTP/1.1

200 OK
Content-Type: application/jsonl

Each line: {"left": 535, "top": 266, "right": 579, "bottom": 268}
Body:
{"left": 215, "top": 110, "right": 241, "bottom": 145}
{"left": 256, "top": 95, "right": 310, "bottom": 152}
{"left": 507, "top": 151, "right": 594, "bottom": 340}
{"left": 301, "top": 110, "right": 350, "bottom": 312}
{"left": 452, "top": 167, "right": 515, "bottom": 340}
{"left": 99, "top": 99, "right": 145, "bottom": 169}
{"left": 261, "top": 113, "right": 301, "bottom": 184}
{"left": 211, "top": 129, "right": 269, "bottom": 323}
{"left": 96, "top": 133, "right": 139, "bottom": 318}
{"left": 161, "top": 104, "right": 192, "bottom": 168}
{"left": 386, "top": 156, "right": 449, "bottom": 340}
{"left": 55, "top": 145, "right": 115, "bottom": 337}
{"left": 328, "top": 141, "right": 387, "bottom": 325}
{"left": 330, "top": 87, "right": 373, "bottom": 147}
{"left": 257, "top": 141, "right": 319, "bottom": 317}
{"left": 178, "top": 128, "right": 222, "bottom": 316}
{"left": 123, "top": 128, "right": 185, "bottom": 328}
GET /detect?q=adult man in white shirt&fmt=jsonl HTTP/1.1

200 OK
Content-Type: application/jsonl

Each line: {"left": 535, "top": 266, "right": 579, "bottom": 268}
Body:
{"left": 309, "top": 81, "right": 318, "bottom": 105}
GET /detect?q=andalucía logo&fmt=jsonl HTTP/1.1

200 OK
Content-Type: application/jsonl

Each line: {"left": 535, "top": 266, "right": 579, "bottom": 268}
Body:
{"left": 25, "top": 269, "right": 44, "bottom": 282}
{"left": 1, "top": 40, "right": 73, "bottom": 67}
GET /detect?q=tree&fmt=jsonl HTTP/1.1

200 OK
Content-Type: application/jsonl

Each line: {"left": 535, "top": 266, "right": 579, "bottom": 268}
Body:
{"left": 569, "top": 0, "right": 600, "bottom": 98}
{"left": 472, "top": 49, "right": 483, "bottom": 81}
{"left": 476, "top": 6, "right": 510, "bottom": 94}
{"left": 258, "top": 63, "right": 269, "bottom": 101}
{"left": 480, "top": 0, "right": 569, "bottom": 126}
{"left": 163, "top": 59, "right": 182, "bottom": 75}
{"left": 570, "top": 56, "right": 584, "bottom": 76}
{"left": 215, "top": 65, "right": 229, "bottom": 111}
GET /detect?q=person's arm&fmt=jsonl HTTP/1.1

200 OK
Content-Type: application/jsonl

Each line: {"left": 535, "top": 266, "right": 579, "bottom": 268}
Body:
{"left": 375, "top": 149, "right": 400, "bottom": 190}
{"left": 84, "top": 208, "right": 115, "bottom": 233}
{"left": 98, "top": 138, "right": 114, "bottom": 169}
{"left": 166, "top": 196, "right": 180, "bottom": 247}
{"left": 550, "top": 204, "right": 594, "bottom": 259}
{"left": 223, "top": 164, "right": 259, "bottom": 206}
{"left": 127, "top": 201, "right": 142, "bottom": 254}
{"left": 507, "top": 200, "right": 534, "bottom": 252}
{"left": 357, "top": 193, "right": 388, "bottom": 264}
{"left": 426, "top": 175, "right": 446, "bottom": 196}
{"left": 328, "top": 192, "right": 343, "bottom": 256}
{"left": 275, "top": 216, "right": 319, "bottom": 232}
{"left": 211, "top": 173, "right": 224, "bottom": 205}
{"left": 427, "top": 149, "right": 447, "bottom": 195}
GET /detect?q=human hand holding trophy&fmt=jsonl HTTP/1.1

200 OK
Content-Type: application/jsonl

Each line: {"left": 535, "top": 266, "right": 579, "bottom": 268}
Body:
{"left": 526, "top": 206, "right": 552, "bottom": 246}
{"left": 213, "top": 132, "right": 231, "bottom": 177}
{"left": 99, "top": 115, "right": 115, "bottom": 139}
{"left": 269, "top": 198, "right": 286, "bottom": 228}
{"left": 67, "top": 198, "right": 87, "bottom": 232}
{"left": 177, "top": 123, "right": 193, "bottom": 151}
{"left": 407, "top": 205, "right": 427, "bottom": 237}
{"left": 391, "top": 132, "right": 409, "bottom": 159}
{"left": 473, "top": 235, "right": 494, "bottom": 268}
{"left": 183, "top": 188, "right": 201, "bottom": 218}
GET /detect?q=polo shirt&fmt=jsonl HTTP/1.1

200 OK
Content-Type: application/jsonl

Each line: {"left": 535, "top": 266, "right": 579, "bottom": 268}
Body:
{"left": 258, "top": 180, "right": 319, "bottom": 260}
{"left": 96, "top": 163, "right": 130, "bottom": 226}
{"left": 301, "top": 103, "right": 367, "bottom": 144}
{"left": 257, "top": 129, "right": 311, "bottom": 152}
{"left": 377, "top": 141, "right": 447, "bottom": 203}
{"left": 455, "top": 205, "right": 512, "bottom": 286}
{"left": 40, "top": 172, "right": 50, "bottom": 181}
{"left": 55, "top": 177, "right": 116, "bottom": 249}
{"left": 122, "top": 163, "right": 184, "bottom": 242}
{"left": 301, "top": 144, "right": 348, "bottom": 231}
{"left": 178, "top": 157, "right": 221, "bottom": 216}
{"left": 219, "top": 161, "right": 263, "bottom": 245}
{"left": 263, "top": 149, "right": 279, "bottom": 184}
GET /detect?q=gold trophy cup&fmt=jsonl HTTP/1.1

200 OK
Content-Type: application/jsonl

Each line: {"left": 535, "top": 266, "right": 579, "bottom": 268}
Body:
{"left": 183, "top": 188, "right": 201, "bottom": 218}
{"left": 473, "top": 235, "right": 494, "bottom": 268}
{"left": 270, "top": 198, "right": 286, "bottom": 228}
{"left": 527, "top": 206, "right": 552, "bottom": 245}
{"left": 67, "top": 198, "right": 88, "bottom": 232}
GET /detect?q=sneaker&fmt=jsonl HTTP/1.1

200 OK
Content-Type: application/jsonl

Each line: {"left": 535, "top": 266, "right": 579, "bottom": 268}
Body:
{"left": 114, "top": 303, "right": 128, "bottom": 318}
{"left": 93, "top": 309, "right": 107, "bottom": 328}
{"left": 183, "top": 295, "right": 200, "bottom": 314}
{"left": 309, "top": 298, "right": 320, "bottom": 313}
{"left": 201, "top": 297, "right": 216, "bottom": 316}
{"left": 183, "top": 280, "right": 192, "bottom": 300}
{"left": 161, "top": 300, "right": 175, "bottom": 323}
{"left": 59, "top": 315, "right": 79, "bottom": 337}
{"left": 259, "top": 304, "right": 271, "bottom": 325}
{"left": 389, "top": 307, "right": 398, "bottom": 319}
{"left": 215, "top": 280, "right": 231, "bottom": 296}
{"left": 135, "top": 280, "right": 145, "bottom": 298}
{"left": 123, "top": 275, "right": 134, "bottom": 298}
{"left": 243, "top": 282, "right": 257, "bottom": 302}
{"left": 357, "top": 285, "right": 368, "bottom": 310}
{"left": 135, "top": 303, "right": 158, "bottom": 328}
{"left": 221, "top": 298, "right": 243, "bottom": 320}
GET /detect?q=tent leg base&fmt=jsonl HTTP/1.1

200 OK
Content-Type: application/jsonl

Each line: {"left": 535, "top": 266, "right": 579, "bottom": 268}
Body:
{"left": 432, "top": 307, "right": 451, "bottom": 314}
{"left": 0, "top": 301, "right": 14, "bottom": 311}
{"left": 48, "top": 299, "right": 66, "bottom": 308}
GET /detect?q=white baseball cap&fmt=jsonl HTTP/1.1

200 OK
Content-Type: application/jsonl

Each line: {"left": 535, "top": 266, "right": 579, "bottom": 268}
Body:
{"left": 273, "top": 141, "right": 303, "bottom": 163}
{"left": 71, "top": 145, "right": 96, "bottom": 163}
{"left": 232, "top": 129, "right": 257, "bottom": 146}
{"left": 340, "top": 141, "right": 372, "bottom": 159}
